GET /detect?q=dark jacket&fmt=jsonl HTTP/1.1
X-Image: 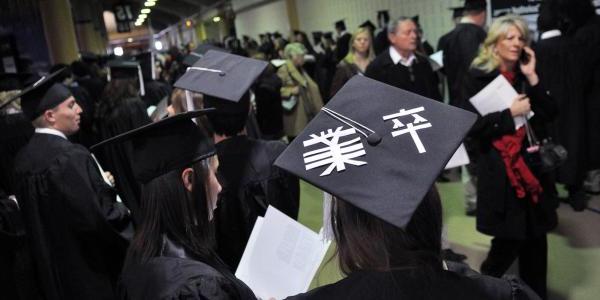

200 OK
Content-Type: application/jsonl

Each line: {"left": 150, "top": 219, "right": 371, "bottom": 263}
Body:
{"left": 336, "top": 33, "right": 352, "bottom": 62}
{"left": 286, "top": 262, "right": 540, "bottom": 300}
{"left": 534, "top": 34, "right": 588, "bottom": 186}
{"left": 214, "top": 136, "right": 300, "bottom": 270}
{"left": 15, "top": 133, "right": 130, "bottom": 300}
{"left": 120, "top": 237, "right": 256, "bottom": 300}
{"left": 440, "top": 23, "right": 486, "bottom": 106}
{"left": 329, "top": 60, "right": 362, "bottom": 98}
{"left": 460, "top": 68, "right": 558, "bottom": 239}
{"left": 365, "top": 49, "right": 441, "bottom": 101}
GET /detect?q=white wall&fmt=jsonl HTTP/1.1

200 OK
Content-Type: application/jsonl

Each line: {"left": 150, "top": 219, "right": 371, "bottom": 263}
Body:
{"left": 295, "top": 0, "right": 464, "bottom": 50}
{"left": 234, "top": 0, "right": 291, "bottom": 41}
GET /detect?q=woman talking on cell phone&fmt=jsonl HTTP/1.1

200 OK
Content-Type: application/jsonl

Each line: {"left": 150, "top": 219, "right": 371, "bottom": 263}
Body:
{"left": 459, "top": 15, "right": 558, "bottom": 299}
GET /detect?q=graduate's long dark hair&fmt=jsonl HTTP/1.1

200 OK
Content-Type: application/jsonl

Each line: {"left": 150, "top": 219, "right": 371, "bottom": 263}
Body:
{"left": 332, "top": 187, "right": 443, "bottom": 275}
{"left": 125, "top": 158, "right": 233, "bottom": 279}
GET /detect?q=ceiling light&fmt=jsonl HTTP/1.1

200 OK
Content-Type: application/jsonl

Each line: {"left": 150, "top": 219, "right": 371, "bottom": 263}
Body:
{"left": 145, "top": 1, "right": 156, "bottom": 7}
{"left": 127, "top": 38, "right": 133, "bottom": 43}
{"left": 154, "top": 41, "right": 163, "bottom": 50}
{"left": 139, "top": 14, "right": 147, "bottom": 19}
{"left": 114, "top": 47, "right": 124, "bottom": 56}
{"left": 212, "top": 16, "right": 221, "bottom": 23}
{"left": 141, "top": 8, "right": 151, "bottom": 14}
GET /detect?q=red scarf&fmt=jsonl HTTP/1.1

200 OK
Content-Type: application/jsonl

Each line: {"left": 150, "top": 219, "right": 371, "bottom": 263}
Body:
{"left": 491, "top": 71, "right": 542, "bottom": 204}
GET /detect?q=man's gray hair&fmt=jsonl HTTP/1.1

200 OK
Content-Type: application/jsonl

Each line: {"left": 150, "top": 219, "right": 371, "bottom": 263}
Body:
{"left": 387, "top": 16, "right": 413, "bottom": 34}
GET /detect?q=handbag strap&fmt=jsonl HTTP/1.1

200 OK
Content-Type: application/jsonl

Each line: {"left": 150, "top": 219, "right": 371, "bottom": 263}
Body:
{"left": 524, "top": 116, "right": 539, "bottom": 146}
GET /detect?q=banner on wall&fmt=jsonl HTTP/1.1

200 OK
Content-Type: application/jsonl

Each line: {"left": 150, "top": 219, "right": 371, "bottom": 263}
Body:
{"left": 491, "top": 0, "right": 600, "bottom": 38}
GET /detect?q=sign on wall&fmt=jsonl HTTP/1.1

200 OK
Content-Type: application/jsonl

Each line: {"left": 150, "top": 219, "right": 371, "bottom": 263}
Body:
{"left": 113, "top": 3, "right": 135, "bottom": 33}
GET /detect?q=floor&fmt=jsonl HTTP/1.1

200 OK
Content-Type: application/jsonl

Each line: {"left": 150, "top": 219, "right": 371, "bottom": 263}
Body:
{"left": 296, "top": 180, "right": 600, "bottom": 300}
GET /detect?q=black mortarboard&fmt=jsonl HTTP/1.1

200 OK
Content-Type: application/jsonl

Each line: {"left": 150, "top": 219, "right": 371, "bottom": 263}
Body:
{"left": 274, "top": 76, "right": 476, "bottom": 228}
{"left": 378, "top": 10, "right": 390, "bottom": 24}
{"left": 312, "top": 31, "right": 323, "bottom": 45}
{"left": 1, "top": 69, "right": 72, "bottom": 120}
{"left": 273, "top": 32, "right": 282, "bottom": 39}
{"left": 464, "top": 0, "right": 487, "bottom": 11}
{"left": 136, "top": 52, "right": 156, "bottom": 81}
{"left": 182, "top": 43, "right": 230, "bottom": 67}
{"left": 412, "top": 15, "right": 420, "bottom": 25}
{"left": 174, "top": 50, "right": 268, "bottom": 104}
{"left": 107, "top": 60, "right": 145, "bottom": 96}
{"left": 450, "top": 6, "right": 465, "bottom": 19}
{"left": 334, "top": 20, "right": 347, "bottom": 31}
{"left": 90, "top": 109, "right": 216, "bottom": 184}
{"left": 323, "top": 32, "right": 334, "bottom": 40}
{"left": 360, "top": 20, "right": 376, "bottom": 32}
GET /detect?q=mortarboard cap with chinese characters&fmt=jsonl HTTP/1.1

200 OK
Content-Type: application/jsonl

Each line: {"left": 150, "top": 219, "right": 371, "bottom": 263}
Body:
{"left": 274, "top": 76, "right": 477, "bottom": 228}
{"left": 1, "top": 68, "right": 72, "bottom": 120}
{"left": 90, "top": 109, "right": 215, "bottom": 184}
{"left": 182, "top": 44, "right": 230, "bottom": 67}
{"left": 107, "top": 59, "right": 145, "bottom": 96}
{"left": 174, "top": 50, "right": 268, "bottom": 105}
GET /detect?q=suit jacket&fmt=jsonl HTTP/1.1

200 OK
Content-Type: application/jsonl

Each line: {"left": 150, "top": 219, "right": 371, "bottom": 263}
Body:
{"left": 365, "top": 49, "right": 442, "bottom": 101}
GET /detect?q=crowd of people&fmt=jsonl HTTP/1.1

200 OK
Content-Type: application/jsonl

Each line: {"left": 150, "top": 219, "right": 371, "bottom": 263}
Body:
{"left": 1, "top": 0, "right": 599, "bottom": 299}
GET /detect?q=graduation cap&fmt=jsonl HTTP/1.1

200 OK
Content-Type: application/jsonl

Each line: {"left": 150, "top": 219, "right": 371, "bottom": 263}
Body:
{"left": 334, "top": 20, "right": 347, "bottom": 31}
{"left": 0, "top": 69, "right": 72, "bottom": 120}
{"left": 135, "top": 52, "right": 156, "bottom": 81}
{"left": 378, "top": 10, "right": 390, "bottom": 26}
{"left": 174, "top": 50, "right": 268, "bottom": 113}
{"left": 107, "top": 60, "right": 145, "bottom": 96}
{"left": 90, "top": 109, "right": 216, "bottom": 184}
{"left": 182, "top": 44, "right": 230, "bottom": 67}
{"left": 274, "top": 76, "right": 476, "bottom": 228}
{"left": 360, "top": 20, "right": 376, "bottom": 32}
{"left": 450, "top": 6, "right": 465, "bottom": 19}
{"left": 464, "top": 0, "right": 487, "bottom": 11}
{"left": 412, "top": 15, "right": 420, "bottom": 25}
{"left": 323, "top": 32, "right": 334, "bottom": 40}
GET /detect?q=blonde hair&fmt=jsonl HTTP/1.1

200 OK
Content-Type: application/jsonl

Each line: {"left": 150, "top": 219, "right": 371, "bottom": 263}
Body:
{"left": 471, "top": 15, "right": 531, "bottom": 72}
{"left": 343, "top": 27, "right": 376, "bottom": 65}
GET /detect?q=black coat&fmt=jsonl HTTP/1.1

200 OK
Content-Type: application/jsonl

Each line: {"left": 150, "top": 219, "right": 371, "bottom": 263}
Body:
{"left": 460, "top": 68, "right": 558, "bottom": 240}
{"left": 254, "top": 69, "right": 284, "bottom": 140}
{"left": 214, "top": 136, "right": 300, "bottom": 270}
{"left": 373, "top": 28, "right": 390, "bottom": 56}
{"left": 440, "top": 23, "right": 486, "bottom": 106}
{"left": 95, "top": 97, "right": 152, "bottom": 224}
{"left": 14, "top": 133, "right": 130, "bottom": 300}
{"left": 120, "top": 237, "right": 256, "bottom": 300}
{"left": 286, "top": 262, "right": 540, "bottom": 300}
{"left": 365, "top": 50, "right": 442, "bottom": 101}
{"left": 534, "top": 35, "right": 588, "bottom": 185}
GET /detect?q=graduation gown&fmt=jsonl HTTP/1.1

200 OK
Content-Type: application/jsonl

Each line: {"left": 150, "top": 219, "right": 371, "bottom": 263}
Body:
{"left": 534, "top": 34, "right": 588, "bottom": 186}
{"left": 120, "top": 236, "right": 256, "bottom": 300}
{"left": 373, "top": 28, "right": 390, "bottom": 56}
{"left": 254, "top": 68, "right": 285, "bottom": 140}
{"left": 95, "top": 97, "right": 152, "bottom": 224}
{"left": 365, "top": 50, "right": 442, "bottom": 101}
{"left": 214, "top": 136, "right": 300, "bottom": 270}
{"left": 141, "top": 80, "right": 172, "bottom": 108}
{"left": 285, "top": 262, "right": 540, "bottom": 300}
{"left": 439, "top": 23, "right": 486, "bottom": 106}
{"left": 335, "top": 33, "right": 352, "bottom": 62}
{"left": 0, "top": 113, "right": 33, "bottom": 196}
{"left": 14, "top": 133, "right": 130, "bottom": 300}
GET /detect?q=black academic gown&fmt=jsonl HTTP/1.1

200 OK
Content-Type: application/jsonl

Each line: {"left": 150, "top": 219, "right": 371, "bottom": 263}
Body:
{"left": 336, "top": 32, "right": 352, "bottom": 62}
{"left": 141, "top": 80, "right": 172, "bottom": 108}
{"left": 440, "top": 23, "right": 486, "bottom": 106}
{"left": 286, "top": 262, "right": 540, "bottom": 300}
{"left": 374, "top": 28, "right": 390, "bottom": 56}
{"left": 534, "top": 34, "right": 588, "bottom": 186}
{"left": 254, "top": 71, "right": 285, "bottom": 140}
{"left": 214, "top": 136, "right": 300, "bottom": 270}
{"left": 14, "top": 133, "right": 130, "bottom": 300}
{"left": 69, "top": 84, "right": 97, "bottom": 148}
{"left": 365, "top": 50, "right": 442, "bottom": 101}
{"left": 95, "top": 97, "right": 152, "bottom": 224}
{"left": 120, "top": 237, "right": 256, "bottom": 300}
{"left": 0, "top": 113, "right": 33, "bottom": 196}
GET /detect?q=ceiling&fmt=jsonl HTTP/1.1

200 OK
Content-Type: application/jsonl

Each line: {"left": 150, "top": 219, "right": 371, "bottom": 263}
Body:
{"left": 102, "top": 0, "right": 224, "bottom": 31}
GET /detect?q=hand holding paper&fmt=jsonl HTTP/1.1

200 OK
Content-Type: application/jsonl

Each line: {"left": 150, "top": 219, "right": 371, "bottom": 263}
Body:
{"left": 469, "top": 75, "right": 533, "bottom": 129}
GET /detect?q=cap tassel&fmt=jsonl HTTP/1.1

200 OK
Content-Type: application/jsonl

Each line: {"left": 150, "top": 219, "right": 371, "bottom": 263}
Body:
{"left": 138, "top": 66, "right": 145, "bottom": 96}
{"left": 188, "top": 66, "right": 226, "bottom": 77}
{"left": 321, "top": 107, "right": 382, "bottom": 146}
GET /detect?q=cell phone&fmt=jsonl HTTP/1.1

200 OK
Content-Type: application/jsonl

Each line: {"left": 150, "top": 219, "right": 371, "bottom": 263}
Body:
{"left": 519, "top": 50, "right": 530, "bottom": 65}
